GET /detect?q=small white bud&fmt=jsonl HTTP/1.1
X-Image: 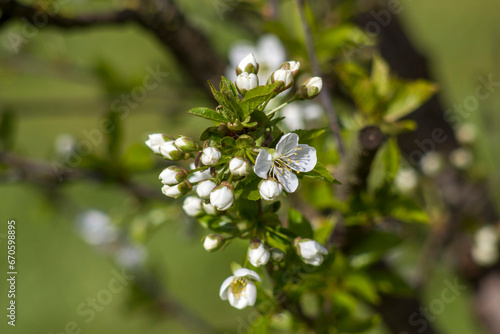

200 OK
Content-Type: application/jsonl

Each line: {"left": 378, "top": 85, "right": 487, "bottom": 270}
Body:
{"left": 196, "top": 180, "right": 217, "bottom": 199}
{"left": 270, "top": 248, "right": 285, "bottom": 262}
{"left": 161, "top": 180, "right": 192, "bottom": 199}
{"left": 270, "top": 69, "right": 294, "bottom": 92}
{"left": 259, "top": 179, "right": 283, "bottom": 201}
{"left": 146, "top": 133, "right": 171, "bottom": 154}
{"left": 174, "top": 136, "right": 200, "bottom": 153}
{"left": 279, "top": 61, "right": 300, "bottom": 75}
{"left": 210, "top": 182, "right": 234, "bottom": 211}
{"left": 159, "top": 166, "right": 187, "bottom": 185}
{"left": 236, "top": 72, "right": 259, "bottom": 95}
{"left": 182, "top": 196, "right": 203, "bottom": 217}
{"left": 202, "top": 202, "right": 218, "bottom": 215}
{"left": 229, "top": 157, "right": 251, "bottom": 177}
{"left": 236, "top": 53, "right": 259, "bottom": 75}
{"left": 159, "top": 141, "right": 185, "bottom": 161}
{"left": 201, "top": 147, "right": 222, "bottom": 166}
{"left": 248, "top": 240, "right": 271, "bottom": 267}
{"left": 294, "top": 238, "right": 328, "bottom": 266}
{"left": 298, "top": 77, "right": 323, "bottom": 100}
{"left": 203, "top": 234, "right": 225, "bottom": 252}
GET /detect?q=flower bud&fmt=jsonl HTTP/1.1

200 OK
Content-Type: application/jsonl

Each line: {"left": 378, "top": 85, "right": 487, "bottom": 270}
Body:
{"left": 294, "top": 238, "right": 328, "bottom": 266}
{"left": 210, "top": 182, "right": 234, "bottom": 211}
{"left": 236, "top": 72, "right": 259, "bottom": 95}
{"left": 270, "top": 248, "right": 285, "bottom": 262}
{"left": 202, "top": 202, "right": 218, "bottom": 215}
{"left": 270, "top": 69, "right": 294, "bottom": 92}
{"left": 203, "top": 234, "right": 225, "bottom": 252}
{"left": 201, "top": 147, "right": 222, "bottom": 166}
{"left": 248, "top": 240, "right": 271, "bottom": 267}
{"left": 159, "top": 166, "right": 187, "bottom": 185}
{"left": 159, "top": 141, "right": 185, "bottom": 160}
{"left": 161, "top": 180, "right": 192, "bottom": 199}
{"left": 227, "top": 119, "right": 244, "bottom": 131}
{"left": 182, "top": 196, "right": 203, "bottom": 217}
{"left": 259, "top": 178, "right": 283, "bottom": 201}
{"left": 196, "top": 179, "right": 217, "bottom": 199}
{"left": 174, "top": 136, "right": 200, "bottom": 153}
{"left": 146, "top": 133, "right": 171, "bottom": 154}
{"left": 236, "top": 53, "right": 259, "bottom": 75}
{"left": 229, "top": 157, "right": 251, "bottom": 177}
{"left": 297, "top": 76, "right": 323, "bottom": 100}
{"left": 279, "top": 61, "right": 300, "bottom": 76}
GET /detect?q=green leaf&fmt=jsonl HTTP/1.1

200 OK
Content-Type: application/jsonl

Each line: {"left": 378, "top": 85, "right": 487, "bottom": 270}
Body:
{"left": 187, "top": 107, "right": 228, "bottom": 123}
{"left": 235, "top": 172, "right": 261, "bottom": 201}
{"left": 247, "top": 315, "right": 271, "bottom": 334}
{"left": 383, "top": 80, "right": 437, "bottom": 122}
{"left": 240, "top": 83, "right": 281, "bottom": 119}
{"left": 292, "top": 128, "right": 327, "bottom": 142}
{"left": 371, "top": 54, "right": 391, "bottom": 97}
{"left": 336, "top": 314, "right": 381, "bottom": 333}
{"left": 199, "top": 126, "right": 224, "bottom": 142}
{"left": 220, "top": 76, "right": 239, "bottom": 98}
{"left": 288, "top": 208, "right": 314, "bottom": 239}
{"left": 336, "top": 62, "right": 379, "bottom": 114}
{"left": 208, "top": 81, "right": 242, "bottom": 121}
{"left": 390, "top": 197, "right": 429, "bottom": 224}
{"left": 316, "top": 24, "right": 374, "bottom": 60}
{"left": 303, "top": 162, "right": 336, "bottom": 183}
{"left": 343, "top": 273, "right": 380, "bottom": 304}
{"left": 367, "top": 138, "right": 400, "bottom": 193}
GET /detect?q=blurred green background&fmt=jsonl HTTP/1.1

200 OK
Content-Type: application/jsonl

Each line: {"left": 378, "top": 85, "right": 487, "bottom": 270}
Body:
{"left": 0, "top": 0, "right": 498, "bottom": 333}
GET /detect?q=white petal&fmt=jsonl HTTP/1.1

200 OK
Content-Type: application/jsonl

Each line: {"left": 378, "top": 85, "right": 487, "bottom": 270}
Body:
{"left": 244, "top": 281, "right": 257, "bottom": 307}
{"left": 276, "top": 133, "right": 299, "bottom": 155}
{"left": 254, "top": 150, "right": 273, "bottom": 179}
{"left": 304, "top": 254, "right": 324, "bottom": 266}
{"left": 278, "top": 169, "right": 298, "bottom": 193}
{"left": 219, "top": 276, "right": 234, "bottom": 300}
{"left": 233, "top": 268, "right": 261, "bottom": 282}
{"left": 288, "top": 145, "right": 317, "bottom": 172}
{"left": 228, "top": 292, "right": 249, "bottom": 309}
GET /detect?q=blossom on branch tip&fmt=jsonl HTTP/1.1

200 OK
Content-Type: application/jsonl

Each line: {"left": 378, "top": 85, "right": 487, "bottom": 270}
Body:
{"left": 236, "top": 53, "right": 259, "bottom": 75}
{"left": 220, "top": 269, "right": 261, "bottom": 309}
{"left": 201, "top": 147, "right": 222, "bottom": 166}
{"left": 254, "top": 133, "right": 317, "bottom": 193}
{"left": 145, "top": 133, "right": 171, "bottom": 154}
{"left": 294, "top": 238, "right": 328, "bottom": 266}
{"left": 298, "top": 76, "right": 323, "bottom": 100}
{"left": 270, "top": 69, "right": 294, "bottom": 91}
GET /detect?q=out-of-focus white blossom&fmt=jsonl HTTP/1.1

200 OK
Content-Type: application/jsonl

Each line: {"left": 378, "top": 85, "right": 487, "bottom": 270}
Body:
{"left": 472, "top": 225, "right": 499, "bottom": 266}
{"left": 77, "top": 210, "right": 117, "bottom": 246}
{"left": 449, "top": 148, "right": 473, "bottom": 170}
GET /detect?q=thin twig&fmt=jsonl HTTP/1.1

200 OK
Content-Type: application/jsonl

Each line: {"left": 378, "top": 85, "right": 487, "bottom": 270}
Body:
{"left": 296, "top": 0, "right": 345, "bottom": 157}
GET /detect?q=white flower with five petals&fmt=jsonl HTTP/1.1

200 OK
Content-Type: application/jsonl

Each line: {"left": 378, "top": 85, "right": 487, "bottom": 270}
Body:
{"left": 254, "top": 133, "right": 317, "bottom": 193}
{"left": 219, "top": 269, "right": 261, "bottom": 309}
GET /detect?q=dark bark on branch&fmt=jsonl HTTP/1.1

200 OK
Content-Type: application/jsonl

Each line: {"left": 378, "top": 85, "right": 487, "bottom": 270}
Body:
{"left": 0, "top": 0, "right": 227, "bottom": 94}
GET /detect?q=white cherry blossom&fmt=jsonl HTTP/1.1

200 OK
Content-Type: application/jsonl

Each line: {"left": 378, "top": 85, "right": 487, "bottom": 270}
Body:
{"left": 254, "top": 133, "right": 317, "bottom": 193}
{"left": 219, "top": 269, "right": 261, "bottom": 309}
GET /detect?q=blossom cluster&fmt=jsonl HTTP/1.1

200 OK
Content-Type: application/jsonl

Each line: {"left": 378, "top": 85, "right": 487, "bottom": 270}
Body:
{"left": 146, "top": 53, "right": 330, "bottom": 309}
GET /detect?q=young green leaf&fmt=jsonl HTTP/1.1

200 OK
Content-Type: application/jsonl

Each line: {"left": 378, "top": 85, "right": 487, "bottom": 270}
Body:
{"left": 383, "top": 80, "right": 437, "bottom": 122}
{"left": 240, "top": 83, "right": 281, "bottom": 119}
{"left": 288, "top": 208, "right": 314, "bottom": 239}
{"left": 303, "top": 162, "right": 336, "bottom": 183}
{"left": 188, "top": 107, "right": 228, "bottom": 123}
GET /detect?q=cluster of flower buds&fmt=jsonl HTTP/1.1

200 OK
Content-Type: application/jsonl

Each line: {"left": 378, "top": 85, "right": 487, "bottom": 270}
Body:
{"left": 146, "top": 52, "right": 331, "bottom": 310}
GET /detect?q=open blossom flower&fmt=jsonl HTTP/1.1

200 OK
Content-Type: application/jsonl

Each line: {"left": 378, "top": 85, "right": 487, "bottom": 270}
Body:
{"left": 182, "top": 196, "right": 203, "bottom": 217}
{"left": 220, "top": 269, "right": 261, "bottom": 309}
{"left": 254, "top": 133, "right": 317, "bottom": 193}
{"left": 259, "top": 178, "right": 283, "bottom": 201}
{"left": 248, "top": 240, "right": 270, "bottom": 267}
{"left": 295, "top": 238, "right": 328, "bottom": 266}
{"left": 201, "top": 147, "right": 222, "bottom": 166}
